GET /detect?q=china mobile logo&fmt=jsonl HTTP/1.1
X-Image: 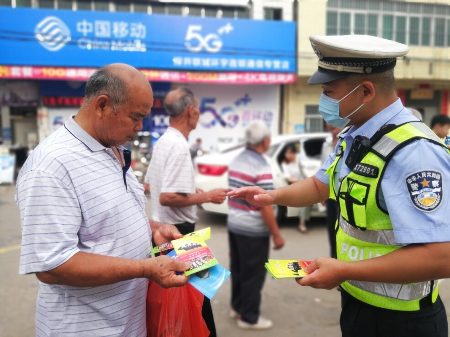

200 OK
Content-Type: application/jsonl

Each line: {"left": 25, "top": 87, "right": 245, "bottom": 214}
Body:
{"left": 35, "top": 16, "right": 71, "bottom": 51}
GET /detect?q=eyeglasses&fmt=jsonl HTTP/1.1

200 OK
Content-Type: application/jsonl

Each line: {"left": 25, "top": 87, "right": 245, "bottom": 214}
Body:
{"left": 122, "top": 149, "right": 131, "bottom": 189}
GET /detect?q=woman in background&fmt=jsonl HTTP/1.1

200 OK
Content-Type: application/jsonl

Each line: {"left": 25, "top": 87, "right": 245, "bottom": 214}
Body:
{"left": 279, "top": 144, "right": 309, "bottom": 234}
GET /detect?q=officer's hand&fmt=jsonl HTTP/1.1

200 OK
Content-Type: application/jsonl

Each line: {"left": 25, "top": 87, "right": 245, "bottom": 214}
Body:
{"left": 272, "top": 233, "right": 285, "bottom": 250}
{"left": 207, "top": 189, "right": 228, "bottom": 204}
{"left": 296, "top": 257, "right": 346, "bottom": 290}
{"left": 152, "top": 224, "right": 183, "bottom": 247}
{"left": 228, "top": 186, "right": 275, "bottom": 207}
{"left": 144, "top": 255, "right": 190, "bottom": 288}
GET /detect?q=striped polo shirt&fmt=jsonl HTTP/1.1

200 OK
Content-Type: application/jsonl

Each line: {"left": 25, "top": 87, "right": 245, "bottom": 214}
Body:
{"left": 227, "top": 148, "right": 274, "bottom": 237}
{"left": 16, "top": 116, "right": 151, "bottom": 337}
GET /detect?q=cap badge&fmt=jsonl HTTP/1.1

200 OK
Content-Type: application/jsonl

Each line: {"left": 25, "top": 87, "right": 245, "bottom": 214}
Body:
{"left": 310, "top": 42, "right": 323, "bottom": 59}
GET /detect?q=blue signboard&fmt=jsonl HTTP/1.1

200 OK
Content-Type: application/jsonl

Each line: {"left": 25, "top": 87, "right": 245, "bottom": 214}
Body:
{"left": 0, "top": 8, "right": 296, "bottom": 72}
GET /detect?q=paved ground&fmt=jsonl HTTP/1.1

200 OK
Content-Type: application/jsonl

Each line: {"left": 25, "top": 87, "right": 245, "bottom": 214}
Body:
{"left": 1, "top": 184, "right": 450, "bottom": 336}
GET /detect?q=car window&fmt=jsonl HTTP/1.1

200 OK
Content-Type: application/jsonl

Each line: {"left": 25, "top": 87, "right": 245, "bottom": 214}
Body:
{"left": 276, "top": 142, "right": 300, "bottom": 166}
{"left": 302, "top": 138, "right": 326, "bottom": 159}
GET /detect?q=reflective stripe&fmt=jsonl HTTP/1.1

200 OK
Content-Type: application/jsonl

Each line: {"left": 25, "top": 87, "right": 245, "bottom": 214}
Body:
{"left": 372, "top": 122, "right": 442, "bottom": 158}
{"left": 339, "top": 216, "right": 407, "bottom": 246}
{"left": 410, "top": 122, "right": 442, "bottom": 143}
{"left": 347, "top": 280, "right": 436, "bottom": 301}
{"left": 372, "top": 135, "right": 400, "bottom": 157}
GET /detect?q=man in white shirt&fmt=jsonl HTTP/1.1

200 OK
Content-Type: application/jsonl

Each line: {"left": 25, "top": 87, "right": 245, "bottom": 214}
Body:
{"left": 146, "top": 87, "right": 228, "bottom": 336}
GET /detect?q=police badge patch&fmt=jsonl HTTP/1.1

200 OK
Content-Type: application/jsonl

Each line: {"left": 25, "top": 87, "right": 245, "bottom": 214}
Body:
{"left": 405, "top": 170, "right": 443, "bottom": 212}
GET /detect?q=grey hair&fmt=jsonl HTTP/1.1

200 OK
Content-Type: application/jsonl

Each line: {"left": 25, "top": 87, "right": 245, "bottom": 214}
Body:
{"left": 246, "top": 121, "right": 271, "bottom": 145}
{"left": 164, "top": 87, "right": 195, "bottom": 117}
{"left": 84, "top": 67, "right": 128, "bottom": 112}
{"left": 407, "top": 108, "right": 423, "bottom": 121}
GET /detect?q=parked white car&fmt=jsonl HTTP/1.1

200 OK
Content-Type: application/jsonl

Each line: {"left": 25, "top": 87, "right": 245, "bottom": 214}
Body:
{"left": 194, "top": 133, "right": 331, "bottom": 221}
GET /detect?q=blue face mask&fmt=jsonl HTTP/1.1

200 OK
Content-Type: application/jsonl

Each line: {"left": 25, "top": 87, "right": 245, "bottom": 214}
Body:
{"left": 318, "top": 84, "right": 365, "bottom": 128}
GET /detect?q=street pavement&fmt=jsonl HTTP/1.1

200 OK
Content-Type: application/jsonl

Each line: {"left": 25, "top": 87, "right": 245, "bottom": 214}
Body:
{"left": 1, "top": 184, "right": 450, "bottom": 337}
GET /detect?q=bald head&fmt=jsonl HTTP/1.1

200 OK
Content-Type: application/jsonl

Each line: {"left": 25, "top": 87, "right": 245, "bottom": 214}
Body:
{"left": 164, "top": 87, "right": 195, "bottom": 117}
{"left": 84, "top": 63, "right": 150, "bottom": 112}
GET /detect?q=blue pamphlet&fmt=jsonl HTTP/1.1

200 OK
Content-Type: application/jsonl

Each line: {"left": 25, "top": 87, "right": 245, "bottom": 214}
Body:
{"left": 167, "top": 250, "right": 230, "bottom": 299}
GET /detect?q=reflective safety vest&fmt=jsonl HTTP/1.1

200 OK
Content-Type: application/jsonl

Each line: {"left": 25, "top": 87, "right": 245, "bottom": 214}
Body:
{"left": 327, "top": 122, "right": 450, "bottom": 311}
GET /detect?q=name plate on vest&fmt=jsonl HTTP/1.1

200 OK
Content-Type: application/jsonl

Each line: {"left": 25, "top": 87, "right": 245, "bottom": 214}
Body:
{"left": 352, "top": 163, "right": 379, "bottom": 178}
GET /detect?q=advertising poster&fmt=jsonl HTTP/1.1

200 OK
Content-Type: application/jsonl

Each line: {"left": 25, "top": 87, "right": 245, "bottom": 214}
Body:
{"left": 0, "top": 7, "right": 296, "bottom": 73}
{"left": 47, "top": 108, "right": 78, "bottom": 133}
{"left": 0, "top": 155, "right": 15, "bottom": 184}
{"left": 186, "top": 84, "right": 280, "bottom": 152}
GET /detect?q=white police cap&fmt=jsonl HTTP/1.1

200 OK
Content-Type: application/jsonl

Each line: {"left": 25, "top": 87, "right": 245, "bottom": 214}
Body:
{"left": 308, "top": 35, "right": 409, "bottom": 84}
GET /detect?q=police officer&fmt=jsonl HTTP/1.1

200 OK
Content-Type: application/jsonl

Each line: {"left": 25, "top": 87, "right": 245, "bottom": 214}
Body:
{"left": 228, "top": 34, "right": 450, "bottom": 337}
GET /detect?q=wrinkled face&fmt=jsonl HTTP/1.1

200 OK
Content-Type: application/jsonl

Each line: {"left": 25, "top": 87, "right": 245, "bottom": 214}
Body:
{"left": 101, "top": 82, "right": 153, "bottom": 146}
{"left": 188, "top": 99, "right": 200, "bottom": 130}
{"left": 262, "top": 136, "right": 271, "bottom": 153}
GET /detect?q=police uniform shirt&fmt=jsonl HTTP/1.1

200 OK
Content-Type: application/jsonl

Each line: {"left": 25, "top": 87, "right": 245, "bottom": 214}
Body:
{"left": 316, "top": 98, "right": 450, "bottom": 245}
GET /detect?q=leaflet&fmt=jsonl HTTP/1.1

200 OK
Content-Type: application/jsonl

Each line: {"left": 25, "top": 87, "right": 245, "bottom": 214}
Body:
{"left": 167, "top": 250, "right": 230, "bottom": 299}
{"left": 172, "top": 235, "right": 218, "bottom": 276}
{"left": 150, "top": 227, "right": 211, "bottom": 255}
{"left": 265, "top": 259, "right": 312, "bottom": 279}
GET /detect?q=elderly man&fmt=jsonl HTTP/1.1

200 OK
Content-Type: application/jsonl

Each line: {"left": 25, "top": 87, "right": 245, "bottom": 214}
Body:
{"left": 227, "top": 121, "right": 284, "bottom": 330}
{"left": 146, "top": 87, "right": 228, "bottom": 336}
{"left": 146, "top": 87, "right": 227, "bottom": 234}
{"left": 16, "top": 64, "right": 190, "bottom": 337}
{"left": 229, "top": 35, "right": 450, "bottom": 337}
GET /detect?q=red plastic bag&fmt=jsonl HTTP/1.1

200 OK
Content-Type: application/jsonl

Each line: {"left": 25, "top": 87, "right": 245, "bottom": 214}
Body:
{"left": 146, "top": 280, "right": 210, "bottom": 337}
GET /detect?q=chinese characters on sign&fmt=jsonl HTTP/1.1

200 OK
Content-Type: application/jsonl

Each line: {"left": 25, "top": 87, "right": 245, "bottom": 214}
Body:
{"left": 0, "top": 66, "right": 296, "bottom": 84}
{"left": 43, "top": 96, "right": 84, "bottom": 107}
{"left": 76, "top": 19, "right": 147, "bottom": 52}
{"left": 172, "top": 57, "right": 290, "bottom": 71}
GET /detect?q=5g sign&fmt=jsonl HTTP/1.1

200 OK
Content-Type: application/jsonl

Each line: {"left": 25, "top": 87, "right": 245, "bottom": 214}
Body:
{"left": 199, "top": 98, "right": 239, "bottom": 129}
{"left": 184, "top": 25, "right": 222, "bottom": 53}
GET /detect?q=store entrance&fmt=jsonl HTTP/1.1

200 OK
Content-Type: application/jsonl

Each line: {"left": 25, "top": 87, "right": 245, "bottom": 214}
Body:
{"left": 10, "top": 106, "right": 38, "bottom": 169}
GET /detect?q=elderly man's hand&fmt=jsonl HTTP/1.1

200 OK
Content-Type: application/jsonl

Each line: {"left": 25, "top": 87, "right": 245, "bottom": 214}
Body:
{"left": 152, "top": 223, "right": 183, "bottom": 247}
{"left": 144, "top": 255, "right": 191, "bottom": 288}
{"left": 227, "top": 186, "right": 275, "bottom": 207}
{"left": 206, "top": 188, "right": 228, "bottom": 204}
{"left": 295, "top": 257, "right": 346, "bottom": 290}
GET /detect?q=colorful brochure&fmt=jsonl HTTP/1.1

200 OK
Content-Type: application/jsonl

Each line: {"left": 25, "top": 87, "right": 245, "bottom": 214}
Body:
{"left": 167, "top": 250, "right": 230, "bottom": 299}
{"left": 172, "top": 235, "right": 218, "bottom": 276}
{"left": 265, "top": 259, "right": 312, "bottom": 279}
{"left": 151, "top": 227, "right": 211, "bottom": 255}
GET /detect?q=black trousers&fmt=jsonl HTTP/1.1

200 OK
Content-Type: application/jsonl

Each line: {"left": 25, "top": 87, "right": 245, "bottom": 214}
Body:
{"left": 228, "top": 231, "right": 270, "bottom": 324}
{"left": 174, "top": 222, "right": 196, "bottom": 236}
{"left": 174, "top": 222, "right": 216, "bottom": 337}
{"left": 340, "top": 289, "right": 448, "bottom": 337}
{"left": 325, "top": 199, "right": 338, "bottom": 258}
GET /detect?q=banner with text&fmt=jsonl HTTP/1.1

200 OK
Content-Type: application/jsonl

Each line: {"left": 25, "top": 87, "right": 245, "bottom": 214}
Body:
{"left": 0, "top": 8, "right": 296, "bottom": 73}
